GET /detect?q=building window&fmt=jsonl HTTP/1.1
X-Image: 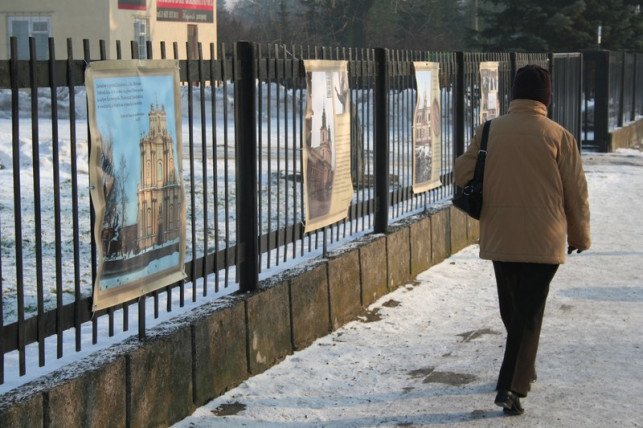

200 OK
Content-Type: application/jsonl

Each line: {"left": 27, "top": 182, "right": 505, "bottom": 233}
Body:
{"left": 8, "top": 16, "right": 51, "bottom": 60}
{"left": 134, "top": 18, "right": 149, "bottom": 59}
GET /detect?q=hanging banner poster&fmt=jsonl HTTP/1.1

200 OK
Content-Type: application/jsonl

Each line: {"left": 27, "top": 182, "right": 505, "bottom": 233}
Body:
{"left": 303, "top": 60, "right": 353, "bottom": 233}
{"left": 412, "top": 61, "right": 442, "bottom": 193}
{"left": 480, "top": 61, "right": 500, "bottom": 122}
{"left": 86, "top": 60, "right": 186, "bottom": 312}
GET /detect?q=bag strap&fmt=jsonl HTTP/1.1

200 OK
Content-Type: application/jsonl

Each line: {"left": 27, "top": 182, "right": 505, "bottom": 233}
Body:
{"left": 473, "top": 120, "right": 491, "bottom": 183}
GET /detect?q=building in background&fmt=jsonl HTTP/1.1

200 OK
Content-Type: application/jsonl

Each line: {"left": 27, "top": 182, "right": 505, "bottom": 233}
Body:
{"left": 0, "top": 0, "right": 217, "bottom": 60}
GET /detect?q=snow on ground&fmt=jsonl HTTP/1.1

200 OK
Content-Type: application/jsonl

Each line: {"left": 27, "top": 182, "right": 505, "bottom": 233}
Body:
{"left": 173, "top": 148, "right": 643, "bottom": 427}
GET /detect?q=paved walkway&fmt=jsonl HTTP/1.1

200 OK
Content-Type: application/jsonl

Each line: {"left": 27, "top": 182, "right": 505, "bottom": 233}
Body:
{"left": 175, "top": 150, "right": 643, "bottom": 427}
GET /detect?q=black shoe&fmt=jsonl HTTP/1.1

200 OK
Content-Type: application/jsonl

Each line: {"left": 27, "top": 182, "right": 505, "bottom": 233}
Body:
{"left": 495, "top": 389, "right": 524, "bottom": 416}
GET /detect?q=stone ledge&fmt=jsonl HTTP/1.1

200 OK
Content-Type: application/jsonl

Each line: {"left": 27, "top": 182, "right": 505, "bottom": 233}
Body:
{"left": 410, "top": 216, "right": 432, "bottom": 277}
{"left": 290, "top": 261, "right": 331, "bottom": 350}
{"left": 328, "top": 249, "right": 362, "bottom": 330}
{"left": 358, "top": 235, "right": 388, "bottom": 307}
{"left": 246, "top": 281, "right": 292, "bottom": 375}
{"left": 193, "top": 296, "right": 248, "bottom": 404}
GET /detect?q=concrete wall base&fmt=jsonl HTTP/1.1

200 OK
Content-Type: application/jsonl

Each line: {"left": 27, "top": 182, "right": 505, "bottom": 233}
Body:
{"left": 609, "top": 118, "right": 643, "bottom": 151}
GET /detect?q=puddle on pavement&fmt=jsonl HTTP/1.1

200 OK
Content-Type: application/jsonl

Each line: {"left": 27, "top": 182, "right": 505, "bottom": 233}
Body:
{"left": 382, "top": 299, "right": 401, "bottom": 308}
{"left": 408, "top": 366, "right": 477, "bottom": 386}
{"left": 423, "top": 371, "right": 477, "bottom": 386}
{"left": 212, "top": 401, "right": 246, "bottom": 416}
{"left": 359, "top": 307, "right": 383, "bottom": 323}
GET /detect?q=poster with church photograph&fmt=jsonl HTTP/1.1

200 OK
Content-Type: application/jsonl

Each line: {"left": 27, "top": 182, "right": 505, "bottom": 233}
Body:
{"left": 412, "top": 62, "right": 442, "bottom": 194}
{"left": 85, "top": 60, "right": 186, "bottom": 312}
{"left": 302, "top": 60, "right": 353, "bottom": 233}
{"left": 480, "top": 61, "right": 500, "bottom": 122}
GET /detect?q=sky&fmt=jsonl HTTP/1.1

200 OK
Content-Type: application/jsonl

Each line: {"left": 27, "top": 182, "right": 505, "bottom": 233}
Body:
{"left": 172, "top": 148, "right": 643, "bottom": 427}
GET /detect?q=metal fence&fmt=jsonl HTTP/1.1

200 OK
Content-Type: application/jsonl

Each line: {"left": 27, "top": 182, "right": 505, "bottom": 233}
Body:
{"left": 582, "top": 51, "right": 643, "bottom": 151}
{"left": 551, "top": 53, "right": 583, "bottom": 146}
{"left": 0, "top": 37, "right": 627, "bottom": 386}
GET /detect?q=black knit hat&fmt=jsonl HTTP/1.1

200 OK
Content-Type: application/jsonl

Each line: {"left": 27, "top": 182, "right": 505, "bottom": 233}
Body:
{"left": 512, "top": 65, "right": 552, "bottom": 106}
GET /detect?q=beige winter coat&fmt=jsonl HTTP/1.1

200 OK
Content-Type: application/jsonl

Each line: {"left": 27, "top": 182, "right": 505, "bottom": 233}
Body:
{"left": 455, "top": 99, "right": 591, "bottom": 264}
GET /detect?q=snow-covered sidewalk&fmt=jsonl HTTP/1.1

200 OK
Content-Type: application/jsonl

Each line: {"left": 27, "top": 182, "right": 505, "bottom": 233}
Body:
{"left": 174, "top": 149, "right": 643, "bottom": 428}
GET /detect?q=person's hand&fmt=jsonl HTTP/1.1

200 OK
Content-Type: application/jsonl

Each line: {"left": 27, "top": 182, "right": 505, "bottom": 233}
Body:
{"left": 567, "top": 246, "right": 583, "bottom": 254}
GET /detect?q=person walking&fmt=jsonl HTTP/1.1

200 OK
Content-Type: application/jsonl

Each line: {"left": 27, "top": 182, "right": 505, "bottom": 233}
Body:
{"left": 454, "top": 64, "right": 591, "bottom": 415}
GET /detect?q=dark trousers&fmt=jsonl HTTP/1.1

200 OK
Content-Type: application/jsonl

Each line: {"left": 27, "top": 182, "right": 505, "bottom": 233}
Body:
{"left": 492, "top": 261, "right": 559, "bottom": 397}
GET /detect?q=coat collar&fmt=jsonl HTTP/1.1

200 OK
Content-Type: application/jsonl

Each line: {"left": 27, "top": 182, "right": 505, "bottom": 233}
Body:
{"left": 508, "top": 99, "right": 549, "bottom": 116}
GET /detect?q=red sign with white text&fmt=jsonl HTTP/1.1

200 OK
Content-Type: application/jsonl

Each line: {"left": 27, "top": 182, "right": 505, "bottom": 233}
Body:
{"left": 157, "top": 0, "right": 214, "bottom": 22}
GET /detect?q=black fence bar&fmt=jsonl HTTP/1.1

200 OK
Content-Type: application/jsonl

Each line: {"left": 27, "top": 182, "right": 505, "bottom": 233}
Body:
{"left": 235, "top": 41, "right": 259, "bottom": 292}
{"left": 257, "top": 44, "right": 265, "bottom": 271}
{"left": 587, "top": 51, "right": 611, "bottom": 152}
{"left": 284, "top": 45, "right": 293, "bottom": 258}
{"left": 66, "top": 37, "right": 83, "bottom": 353}
{"left": 636, "top": 54, "right": 643, "bottom": 118}
{"left": 622, "top": 53, "right": 634, "bottom": 125}
{"left": 455, "top": 52, "right": 465, "bottom": 158}
{"left": 109, "top": 40, "right": 121, "bottom": 338}
{"left": 185, "top": 41, "right": 198, "bottom": 304}
{"left": 609, "top": 53, "right": 623, "bottom": 132}
{"left": 374, "top": 48, "right": 389, "bottom": 234}
{"left": 209, "top": 43, "right": 221, "bottom": 294}
{"left": 26, "top": 38, "right": 45, "bottom": 369}
{"left": 48, "top": 37, "right": 64, "bottom": 361}
{"left": 9, "top": 37, "right": 26, "bottom": 377}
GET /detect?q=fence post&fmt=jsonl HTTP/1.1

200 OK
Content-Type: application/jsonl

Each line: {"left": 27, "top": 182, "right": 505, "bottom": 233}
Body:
{"left": 632, "top": 54, "right": 636, "bottom": 121}
{"left": 547, "top": 53, "right": 555, "bottom": 120}
{"left": 593, "top": 51, "right": 611, "bottom": 152}
{"left": 234, "top": 41, "right": 259, "bottom": 292}
{"left": 455, "top": 52, "right": 465, "bottom": 158}
{"left": 374, "top": 48, "right": 389, "bottom": 234}
{"left": 634, "top": 54, "right": 640, "bottom": 120}
{"left": 9, "top": 37, "right": 26, "bottom": 376}
{"left": 577, "top": 54, "right": 585, "bottom": 151}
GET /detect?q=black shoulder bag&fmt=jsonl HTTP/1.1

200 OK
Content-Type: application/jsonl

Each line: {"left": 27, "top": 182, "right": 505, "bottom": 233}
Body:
{"left": 452, "top": 120, "right": 490, "bottom": 220}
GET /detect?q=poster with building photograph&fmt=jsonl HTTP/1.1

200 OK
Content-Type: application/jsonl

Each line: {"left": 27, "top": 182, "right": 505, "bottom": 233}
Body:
{"left": 303, "top": 60, "right": 353, "bottom": 233}
{"left": 480, "top": 61, "right": 500, "bottom": 122}
{"left": 86, "top": 60, "right": 186, "bottom": 312}
{"left": 412, "top": 62, "right": 442, "bottom": 194}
